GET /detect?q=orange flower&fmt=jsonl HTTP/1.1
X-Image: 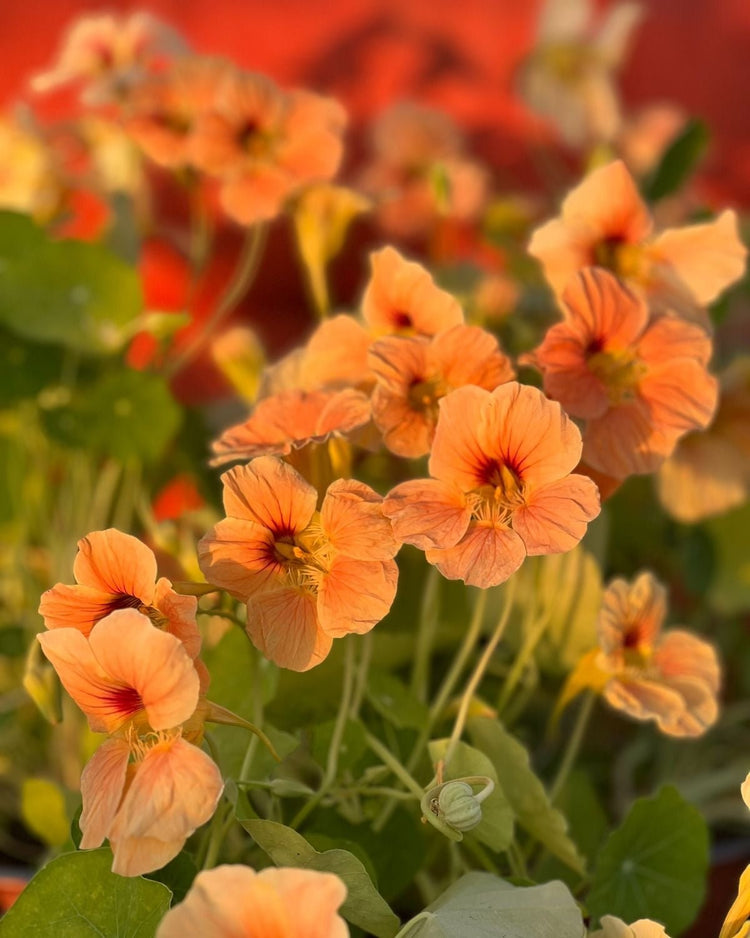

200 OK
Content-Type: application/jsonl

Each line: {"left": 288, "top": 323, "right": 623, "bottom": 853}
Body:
{"left": 190, "top": 70, "right": 346, "bottom": 226}
{"left": 31, "top": 12, "right": 186, "bottom": 105}
{"left": 368, "top": 324, "right": 515, "bottom": 458}
{"left": 198, "top": 457, "right": 400, "bottom": 671}
{"left": 155, "top": 864, "right": 348, "bottom": 938}
{"left": 361, "top": 246, "right": 464, "bottom": 337}
{"left": 38, "top": 528, "right": 202, "bottom": 660}
{"left": 38, "top": 609, "right": 223, "bottom": 875}
{"left": 383, "top": 383, "right": 600, "bottom": 588}
{"left": 592, "top": 917, "right": 672, "bottom": 938}
{"left": 528, "top": 160, "right": 747, "bottom": 322}
{"left": 526, "top": 267, "right": 718, "bottom": 477}
{"left": 596, "top": 572, "right": 720, "bottom": 737}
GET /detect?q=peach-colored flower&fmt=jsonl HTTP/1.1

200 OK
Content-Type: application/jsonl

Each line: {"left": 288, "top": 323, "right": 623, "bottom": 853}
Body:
{"left": 38, "top": 608, "right": 223, "bottom": 875}
{"left": 592, "top": 916, "right": 672, "bottom": 938}
{"left": 198, "top": 457, "right": 400, "bottom": 671}
{"left": 362, "top": 246, "right": 464, "bottom": 337}
{"left": 528, "top": 160, "right": 747, "bottom": 322}
{"left": 31, "top": 12, "right": 186, "bottom": 105}
{"left": 383, "top": 383, "right": 600, "bottom": 588}
{"left": 359, "top": 102, "right": 489, "bottom": 239}
{"left": 190, "top": 70, "right": 346, "bottom": 226}
{"left": 38, "top": 528, "right": 201, "bottom": 659}
{"left": 526, "top": 267, "right": 718, "bottom": 477}
{"left": 368, "top": 324, "right": 515, "bottom": 458}
{"left": 0, "top": 114, "right": 62, "bottom": 222}
{"left": 126, "top": 55, "right": 236, "bottom": 169}
{"left": 656, "top": 358, "right": 750, "bottom": 522}
{"left": 155, "top": 864, "right": 348, "bottom": 938}
{"left": 520, "top": 0, "right": 643, "bottom": 147}
{"left": 721, "top": 783, "right": 750, "bottom": 938}
{"left": 595, "top": 572, "right": 720, "bottom": 737}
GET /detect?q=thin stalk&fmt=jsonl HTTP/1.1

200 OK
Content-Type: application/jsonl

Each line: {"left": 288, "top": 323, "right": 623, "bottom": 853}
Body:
{"left": 238, "top": 647, "right": 264, "bottom": 783}
{"left": 411, "top": 565, "right": 441, "bottom": 703}
{"left": 549, "top": 690, "right": 596, "bottom": 803}
{"left": 497, "top": 608, "right": 550, "bottom": 715}
{"left": 166, "top": 222, "right": 267, "bottom": 377}
{"left": 363, "top": 730, "right": 425, "bottom": 799}
{"left": 349, "top": 631, "right": 373, "bottom": 720}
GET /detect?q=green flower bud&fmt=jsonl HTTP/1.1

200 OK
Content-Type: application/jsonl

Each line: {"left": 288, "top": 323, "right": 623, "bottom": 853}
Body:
{"left": 437, "top": 781, "right": 483, "bottom": 832}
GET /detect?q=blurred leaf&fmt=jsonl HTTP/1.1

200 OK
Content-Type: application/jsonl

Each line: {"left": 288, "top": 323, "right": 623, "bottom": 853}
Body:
{"left": 401, "top": 871, "right": 584, "bottom": 938}
{"left": 20, "top": 778, "right": 69, "bottom": 847}
{"left": 367, "top": 670, "right": 430, "bottom": 730}
{"left": 312, "top": 718, "right": 368, "bottom": 773}
{"left": 0, "top": 328, "right": 65, "bottom": 406}
{"left": 588, "top": 785, "right": 709, "bottom": 935}
{"left": 241, "top": 818, "right": 399, "bottom": 938}
{"left": 706, "top": 502, "right": 750, "bottom": 613}
{"left": 23, "top": 639, "right": 62, "bottom": 724}
{"left": 0, "top": 211, "right": 142, "bottom": 354}
{"left": 428, "top": 738, "right": 514, "bottom": 852}
{"left": 40, "top": 368, "right": 181, "bottom": 463}
{"left": 468, "top": 717, "right": 585, "bottom": 874}
{"left": 644, "top": 119, "right": 710, "bottom": 202}
{"left": 144, "top": 851, "right": 197, "bottom": 904}
{"left": 0, "top": 848, "right": 171, "bottom": 936}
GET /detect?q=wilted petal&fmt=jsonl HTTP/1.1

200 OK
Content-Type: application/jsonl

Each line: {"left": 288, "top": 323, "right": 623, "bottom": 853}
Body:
{"left": 318, "top": 557, "right": 398, "bottom": 637}
{"left": 79, "top": 737, "right": 130, "bottom": 849}
{"left": 426, "top": 522, "right": 526, "bottom": 588}
{"left": 73, "top": 529, "right": 157, "bottom": 604}
{"left": 321, "top": 479, "right": 398, "bottom": 561}
{"left": 383, "top": 479, "right": 470, "bottom": 550}
{"left": 246, "top": 588, "right": 331, "bottom": 671}
{"left": 512, "top": 474, "right": 600, "bottom": 555}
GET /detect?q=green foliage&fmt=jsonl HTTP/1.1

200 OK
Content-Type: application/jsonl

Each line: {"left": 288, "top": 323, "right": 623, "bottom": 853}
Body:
{"left": 643, "top": 118, "right": 710, "bottom": 202}
{"left": 398, "top": 872, "right": 585, "bottom": 938}
{"left": 20, "top": 777, "right": 69, "bottom": 847}
{"left": 587, "top": 785, "right": 710, "bottom": 935}
{"left": 706, "top": 501, "right": 750, "bottom": 613}
{"left": 241, "top": 818, "right": 400, "bottom": 938}
{"left": 0, "top": 849, "right": 171, "bottom": 937}
{"left": 0, "top": 212, "right": 143, "bottom": 355}
{"left": 468, "top": 717, "right": 585, "bottom": 874}
{"left": 144, "top": 851, "right": 198, "bottom": 904}
{"left": 367, "top": 670, "right": 430, "bottom": 729}
{"left": 0, "top": 328, "right": 65, "bottom": 406}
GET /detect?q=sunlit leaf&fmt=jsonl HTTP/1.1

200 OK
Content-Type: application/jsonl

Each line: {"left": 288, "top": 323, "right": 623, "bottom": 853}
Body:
{"left": 20, "top": 778, "right": 69, "bottom": 847}
{"left": 587, "top": 785, "right": 709, "bottom": 935}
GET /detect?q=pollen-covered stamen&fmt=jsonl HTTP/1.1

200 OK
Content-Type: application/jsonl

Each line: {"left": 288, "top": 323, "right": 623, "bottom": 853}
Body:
{"left": 138, "top": 604, "right": 170, "bottom": 629}
{"left": 588, "top": 348, "right": 648, "bottom": 405}
{"left": 593, "top": 237, "right": 645, "bottom": 280}
{"left": 129, "top": 726, "right": 181, "bottom": 762}
{"left": 273, "top": 514, "right": 335, "bottom": 594}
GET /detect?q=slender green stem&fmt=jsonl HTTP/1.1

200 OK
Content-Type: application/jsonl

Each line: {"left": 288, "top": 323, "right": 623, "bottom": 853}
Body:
{"left": 506, "top": 839, "right": 528, "bottom": 879}
{"left": 332, "top": 785, "right": 419, "bottom": 801}
{"left": 166, "top": 222, "right": 267, "bottom": 377}
{"left": 363, "top": 730, "right": 425, "bottom": 799}
{"left": 290, "top": 638, "right": 356, "bottom": 828}
{"left": 239, "top": 647, "right": 264, "bottom": 782}
{"left": 197, "top": 607, "right": 246, "bottom": 629}
{"left": 349, "top": 631, "right": 373, "bottom": 720}
{"left": 411, "top": 565, "right": 441, "bottom": 702}
{"left": 497, "top": 607, "right": 550, "bottom": 715}
{"left": 441, "top": 575, "right": 517, "bottom": 774}
{"left": 549, "top": 690, "right": 596, "bottom": 803}
{"left": 201, "top": 800, "right": 234, "bottom": 870}
{"left": 463, "top": 836, "right": 501, "bottom": 875}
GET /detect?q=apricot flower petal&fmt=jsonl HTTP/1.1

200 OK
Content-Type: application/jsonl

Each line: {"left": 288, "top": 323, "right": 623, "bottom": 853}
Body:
{"left": 153, "top": 578, "right": 201, "bottom": 658}
{"left": 561, "top": 159, "right": 652, "bottom": 243}
{"left": 640, "top": 361, "right": 718, "bottom": 435}
{"left": 426, "top": 522, "right": 526, "bottom": 588}
{"left": 73, "top": 529, "right": 157, "bottom": 603}
{"left": 584, "top": 399, "right": 671, "bottom": 476}
{"left": 603, "top": 674, "right": 686, "bottom": 731}
{"left": 79, "top": 737, "right": 130, "bottom": 849}
{"left": 383, "top": 479, "right": 470, "bottom": 550}
{"left": 512, "top": 474, "right": 600, "bottom": 555}
{"left": 562, "top": 267, "right": 649, "bottom": 348}
{"left": 429, "top": 385, "right": 491, "bottom": 489}
{"left": 318, "top": 557, "right": 398, "bottom": 637}
{"left": 246, "top": 588, "right": 332, "bottom": 672}
{"left": 38, "top": 583, "right": 133, "bottom": 636}
{"left": 199, "top": 517, "right": 284, "bottom": 601}
{"left": 654, "top": 629, "right": 721, "bottom": 694}
{"left": 221, "top": 457, "right": 317, "bottom": 534}
{"left": 321, "top": 480, "right": 398, "bottom": 561}
{"left": 598, "top": 572, "right": 666, "bottom": 654}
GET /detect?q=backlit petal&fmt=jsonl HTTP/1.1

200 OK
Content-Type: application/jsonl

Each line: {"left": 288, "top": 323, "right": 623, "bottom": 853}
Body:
{"left": 318, "top": 557, "right": 398, "bottom": 636}
{"left": 79, "top": 737, "right": 130, "bottom": 849}
{"left": 220, "top": 457, "right": 317, "bottom": 535}
{"left": 73, "top": 529, "right": 157, "bottom": 604}
{"left": 383, "top": 479, "right": 470, "bottom": 550}
{"left": 512, "top": 474, "right": 600, "bottom": 555}
{"left": 426, "top": 522, "right": 526, "bottom": 588}
{"left": 199, "top": 517, "right": 285, "bottom": 601}
{"left": 246, "top": 588, "right": 331, "bottom": 671}
{"left": 321, "top": 479, "right": 399, "bottom": 560}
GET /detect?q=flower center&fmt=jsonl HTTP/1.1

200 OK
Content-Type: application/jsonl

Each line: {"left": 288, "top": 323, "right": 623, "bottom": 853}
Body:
{"left": 593, "top": 238, "right": 645, "bottom": 281}
{"left": 273, "top": 515, "right": 334, "bottom": 593}
{"left": 469, "top": 461, "right": 526, "bottom": 525}
{"left": 588, "top": 348, "right": 648, "bottom": 405}
{"left": 407, "top": 374, "right": 448, "bottom": 418}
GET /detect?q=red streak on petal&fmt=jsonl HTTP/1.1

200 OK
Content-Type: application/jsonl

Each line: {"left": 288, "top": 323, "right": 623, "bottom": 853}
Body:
{"left": 102, "top": 685, "right": 143, "bottom": 719}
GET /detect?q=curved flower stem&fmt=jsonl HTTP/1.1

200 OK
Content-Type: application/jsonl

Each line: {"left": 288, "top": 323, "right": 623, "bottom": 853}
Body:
{"left": 363, "top": 730, "right": 425, "bottom": 800}
{"left": 201, "top": 800, "right": 235, "bottom": 870}
{"left": 496, "top": 606, "right": 550, "bottom": 716}
{"left": 290, "top": 637, "right": 357, "bottom": 829}
{"left": 439, "top": 575, "right": 518, "bottom": 777}
{"left": 349, "top": 631, "right": 373, "bottom": 720}
{"left": 549, "top": 689, "right": 596, "bottom": 804}
{"left": 239, "top": 647, "right": 264, "bottom": 782}
{"left": 411, "top": 565, "right": 441, "bottom": 703}
{"left": 166, "top": 222, "right": 268, "bottom": 378}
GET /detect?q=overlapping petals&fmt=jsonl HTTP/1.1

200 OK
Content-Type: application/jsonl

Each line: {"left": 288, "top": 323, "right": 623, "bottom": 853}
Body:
{"left": 155, "top": 864, "right": 348, "bottom": 938}
{"left": 198, "top": 457, "right": 400, "bottom": 671}
{"left": 383, "top": 383, "right": 600, "bottom": 587}
{"left": 526, "top": 267, "right": 719, "bottom": 477}
{"left": 592, "top": 916, "right": 672, "bottom": 938}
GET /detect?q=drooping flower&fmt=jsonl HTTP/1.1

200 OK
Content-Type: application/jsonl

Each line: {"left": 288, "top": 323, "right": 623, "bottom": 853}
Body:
{"left": 190, "top": 70, "right": 346, "bottom": 226}
{"left": 361, "top": 246, "right": 464, "bottom": 337}
{"left": 591, "top": 916, "right": 672, "bottom": 938}
{"left": 576, "top": 571, "right": 721, "bottom": 737}
{"left": 198, "top": 457, "right": 400, "bottom": 671}
{"left": 155, "top": 864, "right": 348, "bottom": 938}
{"left": 368, "top": 324, "right": 515, "bottom": 458}
{"left": 37, "top": 609, "right": 223, "bottom": 875}
{"left": 31, "top": 12, "right": 186, "bottom": 105}
{"left": 38, "top": 528, "right": 202, "bottom": 660}
{"left": 528, "top": 160, "right": 747, "bottom": 322}
{"left": 519, "top": 0, "right": 643, "bottom": 148}
{"left": 525, "top": 267, "right": 718, "bottom": 477}
{"left": 383, "top": 383, "right": 600, "bottom": 588}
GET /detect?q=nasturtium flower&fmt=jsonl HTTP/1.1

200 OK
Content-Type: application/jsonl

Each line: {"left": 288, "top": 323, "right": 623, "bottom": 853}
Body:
{"left": 383, "top": 383, "right": 600, "bottom": 588}
{"left": 38, "top": 528, "right": 202, "bottom": 660}
{"left": 361, "top": 246, "right": 464, "bottom": 337}
{"left": 38, "top": 609, "right": 223, "bottom": 876}
{"left": 198, "top": 457, "right": 400, "bottom": 671}
{"left": 592, "top": 916, "right": 672, "bottom": 938}
{"left": 526, "top": 267, "right": 718, "bottom": 477}
{"left": 528, "top": 160, "right": 747, "bottom": 322}
{"left": 368, "top": 324, "right": 515, "bottom": 458}
{"left": 155, "top": 864, "right": 348, "bottom": 938}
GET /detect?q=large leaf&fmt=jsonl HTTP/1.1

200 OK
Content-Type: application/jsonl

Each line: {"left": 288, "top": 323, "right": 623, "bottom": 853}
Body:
{"left": 0, "top": 848, "right": 171, "bottom": 937}
{"left": 427, "top": 738, "right": 514, "bottom": 852}
{"left": 241, "top": 818, "right": 399, "bottom": 938}
{"left": 400, "top": 871, "right": 585, "bottom": 938}
{"left": 587, "top": 785, "right": 709, "bottom": 935}
{"left": 0, "top": 212, "right": 142, "bottom": 354}
{"left": 40, "top": 368, "right": 181, "bottom": 463}
{"left": 468, "top": 717, "right": 585, "bottom": 874}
